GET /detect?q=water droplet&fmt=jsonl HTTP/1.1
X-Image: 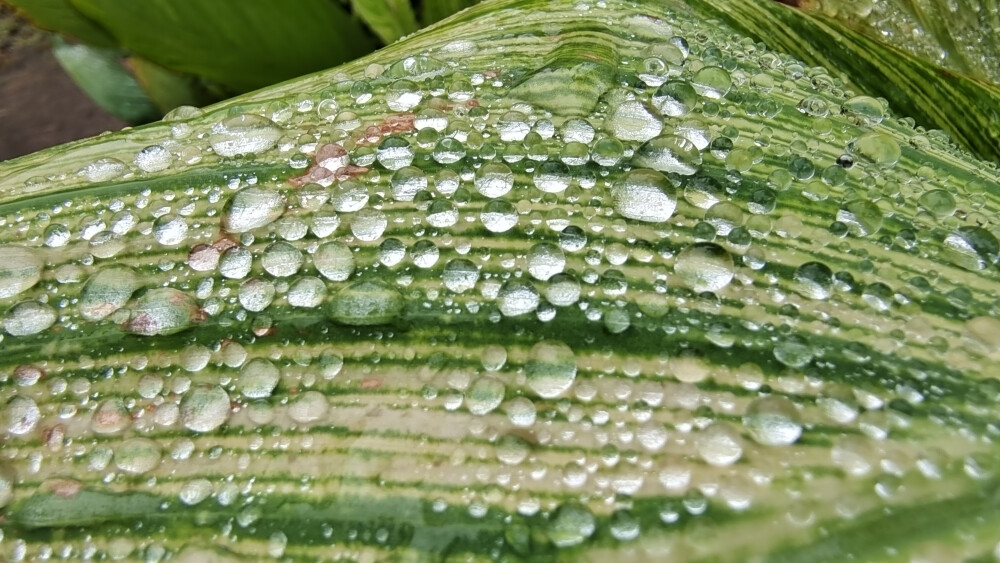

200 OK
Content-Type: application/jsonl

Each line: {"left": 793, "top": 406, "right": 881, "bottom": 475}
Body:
{"left": 841, "top": 95, "right": 885, "bottom": 126}
{"left": 152, "top": 215, "right": 188, "bottom": 246}
{"left": 350, "top": 208, "right": 388, "bottom": 241}
{"left": 289, "top": 390, "right": 328, "bottom": 423}
{"left": 548, "top": 502, "right": 595, "bottom": 548}
{"left": 180, "top": 386, "right": 231, "bottom": 432}
{"left": 496, "top": 435, "right": 530, "bottom": 465}
{"left": 443, "top": 258, "right": 479, "bottom": 293}
{"left": 525, "top": 340, "right": 577, "bottom": 399}
{"left": 220, "top": 246, "right": 253, "bottom": 279}
{"left": 114, "top": 438, "right": 162, "bottom": 474}
{"left": 123, "top": 288, "right": 201, "bottom": 336}
{"left": 611, "top": 168, "right": 677, "bottom": 222}
{"left": 852, "top": 132, "right": 900, "bottom": 168}
{"left": 836, "top": 200, "right": 883, "bottom": 236}
{"left": 527, "top": 242, "right": 566, "bottom": 281}
{"left": 210, "top": 114, "right": 282, "bottom": 157}
{"left": 773, "top": 335, "right": 813, "bottom": 368}
{"left": 743, "top": 396, "right": 802, "bottom": 446}
{"left": 376, "top": 136, "right": 415, "bottom": 170}
{"left": 696, "top": 422, "right": 743, "bottom": 466}
{"left": 0, "top": 464, "right": 15, "bottom": 508}
{"left": 331, "top": 179, "right": 368, "bottom": 212}
{"left": 466, "top": 376, "right": 505, "bottom": 415}
{"left": 4, "top": 395, "right": 40, "bottom": 435}
{"left": 606, "top": 100, "right": 662, "bottom": 142}
{"left": 481, "top": 200, "right": 519, "bottom": 233}
{"left": 475, "top": 162, "right": 514, "bottom": 198}
{"left": 4, "top": 301, "right": 55, "bottom": 336}
{"left": 652, "top": 80, "right": 697, "bottom": 116}
{"left": 692, "top": 66, "right": 732, "bottom": 99}
{"left": 134, "top": 144, "right": 172, "bottom": 172}
{"left": 179, "top": 479, "right": 213, "bottom": 506}
{"left": 262, "top": 242, "right": 303, "bottom": 277}
{"left": 545, "top": 273, "right": 581, "bottom": 306}
{"left": 80, "top": 266, "right": 140, "bottom": 321}
{"left": 327, "top": 280, "right": 403, "bottom": 325}
{"left": 390, "top": 166, "right": 428, "bottom": 202}
{"left": 497, "top": 110, "right": 531, "bottom": 142}
{"left": 287, "top": 277, "right": 327, "bottom": 308}
{"left": 532, "top": 161, "right": 572, "bottom": 193}
{"left": 313, "top": 242, "right": 355, "bottom": 281}
{"left": 0, "top": 246, "right": 43, "bottom": 299}
{"left": 498, "top": 280, "right": 539, "bottom": 317}
{"left": 943, "top": 226, "right": 998, "bottom": 271}
{"left": 238, "top": 278, "right": 275, "bottom": 312}
{"left": 674, "top": 243, "right": 733, "bottom": 292}
{"left": 793, "top": 261, "right": 834, "bottom": 300}
{"left": 239, "top": 358, "right": 280, "bottom": 399}
{"left": 608, "top": 509, "right": 641, "bottom": 541}
{"left": 633, "top": 135, "right": 702, "bottom": 175}
{"left": 91, "top": 398, "right": 131, "bottom": 434}
{"left": 918, "top": 189, "right": 956, "bottom": 217}
{"left": 222, "top": 187, "right": 286, "bottom": 233}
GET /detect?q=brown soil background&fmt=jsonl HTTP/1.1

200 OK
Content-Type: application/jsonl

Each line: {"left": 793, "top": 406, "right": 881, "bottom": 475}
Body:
{"left": 0, "top": 6, "right": 125, "bottom": 162}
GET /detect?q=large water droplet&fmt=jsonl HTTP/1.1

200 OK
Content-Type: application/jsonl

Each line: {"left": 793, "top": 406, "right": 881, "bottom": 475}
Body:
{"left": 632, "top": 135, "right": 701, "bottom": 175}
{"left": 80, "top": 266, "right": 140, "bottom": 321}
{"left": 115, "top": 438, "right": 162, "bottom": 474}
{"left": 313, "top": 242, "right": 355, "bottom": 281}
{"left": 262, "top": 242, "right": 303, "bottom": 277}
{"left": 475, "top": 163, "right": 515, "bottom": 198}
{"left": 3, "top": 395, "right": 40, "bottom": 435}
{"left": 328, "top": 280, "right": 403, "bottom": 325}
{"left": 611, "top": 168, "right": 677, "bottom": 222}
{"left": 696, "top": 422, "right": 743, "bottom": 466}
{"left": 548, "top": 502, "right": 596, "bottom": 548}
{"left": 606, "top": 100, "right": 662, "bottom": 142}
{"left": 222, "top": 187, "right": 286, "bottom": 233}
{"left": 0, "top": 246, "right": 43, "bottom": 299}
{"left": 4, "top": 301, "right": 56, "bottom": 336}
{"left": 674, "top": 243, "right": 733, "bottom": 292}
{"left": 793, "top": 261, "right": 834, "bottom": 300}
{"left": 443, "top": 259, "right": 479, "bottom": 293}
{"left": 123, "top": 288, "right": 201, "bottom": 336}
{"left": 466, "top": 376, "right": 505, "bottom": 415}
{"left": 943, "top": 226, "right": 999, "bottom": 271}
{"left": 498, "top": 280, "right": 539, "bottom": 317}
{"left": 210, "top": 114, "right": 282, "bottom": 157}
{"left": 180, "top": 386, "right": 231, "bottom": 432}
{"left": 525, "top": 340, "right": 577, "bottom": 399}
{"left": 239, "top": 358, "right": 280, "bottom": 399}
{"left": 743, "top": 396, "right": 802, "bottom": 446}
{"left": 692, "top": 66, "right": 732, "bottom": 99}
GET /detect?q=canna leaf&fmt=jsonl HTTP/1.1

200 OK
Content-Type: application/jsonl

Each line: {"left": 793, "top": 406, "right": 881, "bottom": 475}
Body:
{"left": 350, "top": 0, "right": 420, "bottom": 44}
{"left": 0, "top": 0, "right": 999, "bottom": 561}
{"left": 66, "top": 0, "right": 379, "bottom": 94}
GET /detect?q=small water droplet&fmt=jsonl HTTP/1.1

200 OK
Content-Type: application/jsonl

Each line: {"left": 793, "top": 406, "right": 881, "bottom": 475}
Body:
{"left": 696, "top": 422, "right": 743, "bottom": 466}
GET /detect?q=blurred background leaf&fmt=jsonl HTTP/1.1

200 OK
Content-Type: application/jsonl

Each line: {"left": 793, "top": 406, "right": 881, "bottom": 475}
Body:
{"left": 3, "top": 0, "right": 485, "bottom": 127}
{"left": 350, "top": 0, "right": 418, "bottom": 44}
{"left": 51, "top": 36, "right": 159, "bottom": 123}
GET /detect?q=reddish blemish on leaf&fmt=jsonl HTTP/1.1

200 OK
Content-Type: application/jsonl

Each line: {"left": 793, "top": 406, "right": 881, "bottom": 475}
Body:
{"left": 361, "top": 377, "right": 383, "bottom": 389}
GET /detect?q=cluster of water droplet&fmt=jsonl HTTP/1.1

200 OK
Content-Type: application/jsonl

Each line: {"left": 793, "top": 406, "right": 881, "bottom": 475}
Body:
{"left": 0, "top": 0, "right": 999, "bottom": 560}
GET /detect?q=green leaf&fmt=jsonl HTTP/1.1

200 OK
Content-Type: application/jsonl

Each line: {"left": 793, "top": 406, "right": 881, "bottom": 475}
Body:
{"left": 421, "top": 0, "right": 479, "bottom": 25}
{"left": 1, "top": 0, "right": 1000, "bottom": 561}
{"left": 692, "top": 0, "right": 1000, "bottom": 163}
{"left": 5, "top": 0, "right": 115, "bottom": 47}
{"left": 127, "top": 56, "right": 217, "bottom": 115}
{"left": 66, "top": 0, "right": 379, "bottom": 93}
{"left": 350, "top": 0, "right": 419, "bottom": 44}
{"left": 800, "top": 0, "right": 1000, "bottom": 85}
{"left": 51, "top": 37, "right": 159, "bottom": 124}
